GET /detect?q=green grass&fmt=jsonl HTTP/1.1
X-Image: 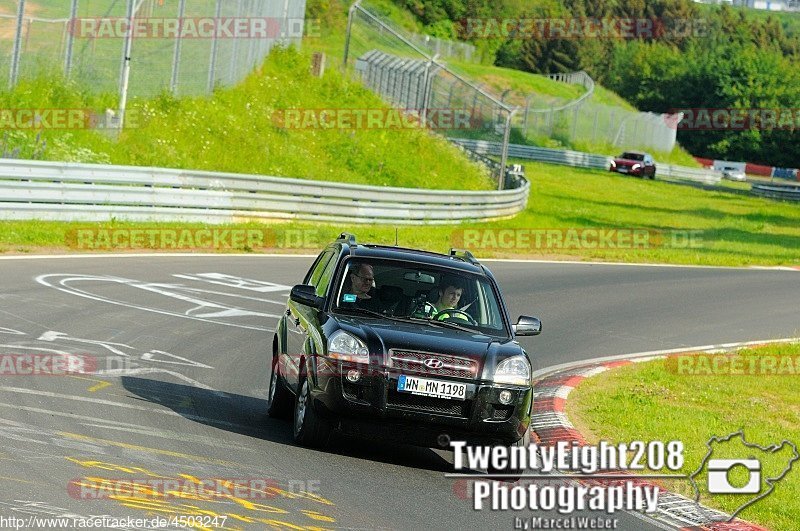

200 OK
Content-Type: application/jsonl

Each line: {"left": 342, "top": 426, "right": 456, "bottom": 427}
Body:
{"left": 0, "top": 47, "right": 493, "bottom": 190}
{"left": 4, "top": 162, "right": 800, "bottom": 266}
{"left": 566, "top": 342, "right": 800, "bottom": 530}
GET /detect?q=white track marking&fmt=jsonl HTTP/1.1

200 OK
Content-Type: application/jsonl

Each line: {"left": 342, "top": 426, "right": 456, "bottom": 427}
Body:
{"left": 38, "top": 331, "right": 134, "bottom": 357}
{"left": 173, "top": 273, "right": 291, "bottom": 293}
{"left": 36, "top": 274, "right": 276, "bottom": 331}
{"left": 139, "top": 350, "right": 213, "bottom": 369}
{"left": 0, "top": 328, "right": 25, "bottom": 336}
{"left": 0, "top": 403, "right": 266, "bottom": 451}
{"left": 0, "top": 344, "right": 87, "bottom": 374}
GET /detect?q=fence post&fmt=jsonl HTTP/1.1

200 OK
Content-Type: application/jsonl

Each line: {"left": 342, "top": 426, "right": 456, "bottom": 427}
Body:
{"left": 170, "top": 0, "right": 187, "bottom": 95}
{"left": 522, "top": 96, "right": 532, "bottom": 137}
{"left": 9, "top": 0, "right": 26, "bottom": 88}
{"left": 421, "top": 55, "right": 440, "bottom": 128}
{"left": 343, "top": 0, "right": 362, "bottom": 68}
{"left": 207, "top": 0, "right": 222, "bottom": 92}
{"left": 571, "top": 104, "right": 579, "bottom": 140}
{"left": 227, "top": 0, "right": 243, "bottom": 85}
{"left": 498, "top": 109, "right": 516, "bottom": 191}
{"left": 64, "top": 0, "right": 79, "bottom": 77}
{"left": 117, "top": 0, "right": 135, "bottom": 130}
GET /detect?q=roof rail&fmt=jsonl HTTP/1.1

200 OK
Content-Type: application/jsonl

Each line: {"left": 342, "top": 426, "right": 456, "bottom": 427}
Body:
{"left": 449, "top": 248, "right": 479, "bottom": 265}
{"left": 337, "top": 232, "right": 357, "bottom": 245}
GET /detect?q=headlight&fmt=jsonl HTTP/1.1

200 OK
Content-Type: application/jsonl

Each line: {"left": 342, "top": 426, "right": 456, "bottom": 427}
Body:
{"left": 610, "top": 160, "right": 616, "bottom": 167}
{"left": 328, "top": 330, "right": 369, "bottom": 364}
{"left": 493, "top": 356, "right": 531, "bottom": 386}
{"left": 632, "top": 163, "right": 641, "bottom": 170}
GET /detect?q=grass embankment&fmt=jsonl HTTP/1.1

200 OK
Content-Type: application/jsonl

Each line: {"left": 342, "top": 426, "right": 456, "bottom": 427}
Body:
{"left": 4, "top": 162, "right": 800, "bottom": 267}
{"left": 0, "top": 47, "right": 492, "bottom": 191}
{"left": 308, "top": 0, "right": 699, "bottom": 164}
{"left": 566, "top": 343, "right": 800, "bottom": 530}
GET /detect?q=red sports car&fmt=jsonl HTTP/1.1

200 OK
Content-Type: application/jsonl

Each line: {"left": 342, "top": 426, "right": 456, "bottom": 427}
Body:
{"left": 609, "top": 151, "right": 656, "bottom": 179}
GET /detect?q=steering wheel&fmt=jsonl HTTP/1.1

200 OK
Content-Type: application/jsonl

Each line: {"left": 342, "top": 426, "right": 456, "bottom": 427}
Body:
{"left": 433, "top": 309, "right": 478, "bottom": 326}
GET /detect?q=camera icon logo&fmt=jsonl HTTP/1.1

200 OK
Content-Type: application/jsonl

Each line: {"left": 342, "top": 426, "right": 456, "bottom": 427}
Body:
{"left": 707, "top": 459, "right": 761, "bottom": 494}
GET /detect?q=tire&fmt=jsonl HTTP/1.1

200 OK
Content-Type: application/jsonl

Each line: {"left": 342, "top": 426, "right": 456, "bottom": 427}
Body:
{"left": 293, "top": 377, "right": 332, "bottom": 448}
{"left": 487, "top": 428, "right": 532, "bottom": 482}
{"left": 267, "top": 349, "right": 292, "bottom": 419}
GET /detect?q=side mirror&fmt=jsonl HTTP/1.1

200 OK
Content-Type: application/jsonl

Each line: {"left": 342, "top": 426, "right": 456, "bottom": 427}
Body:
{"left": 290, "top": 284, "right": 323, "bottom": 310}
{"left": 513, "top": 315, "right": 542, "bottom": 336}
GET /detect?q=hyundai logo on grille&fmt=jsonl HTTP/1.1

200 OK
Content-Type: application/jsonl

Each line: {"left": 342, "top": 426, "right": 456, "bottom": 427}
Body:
{"left": 423, "top": 358, "right": 444, "bottom": 369}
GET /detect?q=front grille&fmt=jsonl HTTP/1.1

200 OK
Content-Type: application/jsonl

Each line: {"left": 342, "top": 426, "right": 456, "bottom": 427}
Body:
{"left": 387, "top": 390, "right": 470, "bottom": 417}
{"left": 389, "top": 350, "right": 478, "bottom": 379}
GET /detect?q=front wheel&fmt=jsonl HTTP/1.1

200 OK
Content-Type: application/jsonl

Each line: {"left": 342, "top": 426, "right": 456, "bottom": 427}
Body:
{"left": 487, "top": 428, "right": 532, "bottom": 482}
{"left": 293, "top": 378, "right": 332, "bottom": 448}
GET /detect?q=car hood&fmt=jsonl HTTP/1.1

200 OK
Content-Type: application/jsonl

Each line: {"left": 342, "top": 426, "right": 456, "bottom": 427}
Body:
{"left": 614, "top": 158, "right": 644, "bottom": 166}
{"left": 330, "top": 315, "right": 524, "bottom": 379}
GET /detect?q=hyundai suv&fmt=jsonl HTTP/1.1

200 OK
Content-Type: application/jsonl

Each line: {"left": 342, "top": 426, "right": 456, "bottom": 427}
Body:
{"left": 267, "top": 233, "right": 541, "bottom": 452}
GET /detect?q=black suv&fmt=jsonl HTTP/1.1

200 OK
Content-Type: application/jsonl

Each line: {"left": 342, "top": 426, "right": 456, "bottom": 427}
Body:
{"left": 268, "top": 233, "right": 541, "bottom": 452}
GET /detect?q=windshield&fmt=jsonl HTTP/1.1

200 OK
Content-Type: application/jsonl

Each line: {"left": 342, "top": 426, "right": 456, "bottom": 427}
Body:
{"left": 333, "top": 258, "right": 508, "bottom": 337}
{"left": 620, "top": 152, "right": 644, "bottom": 161}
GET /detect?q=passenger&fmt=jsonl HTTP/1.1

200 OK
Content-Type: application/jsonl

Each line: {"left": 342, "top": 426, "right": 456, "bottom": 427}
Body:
{"left": 346, "top": 263, "right": 375, "bottom": 301}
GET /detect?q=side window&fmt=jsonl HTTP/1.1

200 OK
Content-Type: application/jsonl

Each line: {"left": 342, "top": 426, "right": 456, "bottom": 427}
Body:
{"left": 305, "top": 250, "right": 334, "bottom": 287}
{"left": 315, "top": 253, "right": 338, "bottom": 297}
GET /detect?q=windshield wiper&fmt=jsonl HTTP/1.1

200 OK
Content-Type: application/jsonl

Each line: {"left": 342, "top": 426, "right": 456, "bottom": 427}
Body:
{"left": 416, "top": 318, "right": 477, "bottom": 334}
{"left": 337, "top": 306, "right": 417, "bottom": 324}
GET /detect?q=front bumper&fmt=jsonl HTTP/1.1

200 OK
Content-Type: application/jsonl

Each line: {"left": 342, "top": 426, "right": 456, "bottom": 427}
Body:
{"left": 309, "top": 357, "right": 532, "bottom": 447}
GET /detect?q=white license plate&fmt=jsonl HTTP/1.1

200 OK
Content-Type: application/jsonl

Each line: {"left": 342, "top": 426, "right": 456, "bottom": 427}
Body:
{"left": 618, "top": 167, "right": 628, "bottom": 173}
{"left": 397, "top": 375, "right": 466, "bottom": 400}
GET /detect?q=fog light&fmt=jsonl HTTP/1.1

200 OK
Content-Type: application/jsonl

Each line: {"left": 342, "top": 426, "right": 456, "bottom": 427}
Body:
{"left": 346, "top": 369, "right": 361, "bottom": 383}
{"left": 499, "top": 390, "right": 513, "bottom": 405}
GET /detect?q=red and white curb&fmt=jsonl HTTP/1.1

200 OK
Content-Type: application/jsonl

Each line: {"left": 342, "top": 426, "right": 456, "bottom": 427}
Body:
{"left": 529, "top": 338, "right": 800, "bottom": 531}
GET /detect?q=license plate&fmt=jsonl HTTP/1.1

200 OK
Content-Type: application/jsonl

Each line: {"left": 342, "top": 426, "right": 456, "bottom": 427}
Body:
{"left": 618, "top": 167, "right": 628, "bottom": 173}
{"left": 397, "top": 375, "right": 466, "bottom": 400}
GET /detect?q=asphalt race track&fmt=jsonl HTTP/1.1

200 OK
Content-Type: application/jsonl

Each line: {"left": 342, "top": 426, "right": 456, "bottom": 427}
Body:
{"left": 0, "top": 255, "right": 798, "bottom": 530}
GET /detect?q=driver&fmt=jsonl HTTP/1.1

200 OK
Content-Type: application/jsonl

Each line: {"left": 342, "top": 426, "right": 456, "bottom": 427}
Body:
{"left": 433, "top": 276, "right": 464, "bottom": 314}
{"left": 417, "top": 275, "right": 470, "bottom": 322}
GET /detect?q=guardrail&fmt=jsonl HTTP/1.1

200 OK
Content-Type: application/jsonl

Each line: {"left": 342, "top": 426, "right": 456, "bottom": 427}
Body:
{"left": 0, "top": 158, "right": 530, "bottom": 225}
{"left": 452, "top": 139, "right": 722, "bottom": 185}
{"left": 751, "top": 183, "right": 800, "bottom": 202}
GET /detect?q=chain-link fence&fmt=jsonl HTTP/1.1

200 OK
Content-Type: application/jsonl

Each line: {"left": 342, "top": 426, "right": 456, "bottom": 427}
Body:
{"left": 0, "top": 0, "right": 306, "bottom": 99}
{"left": 513, "top": 71, "right": 681, "bottom": 154}
{"left": 406, "top": 32, "right": 475, "bottom": 63}
{"left": 343, "top": 1, "right": 515, "bottom": 189}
